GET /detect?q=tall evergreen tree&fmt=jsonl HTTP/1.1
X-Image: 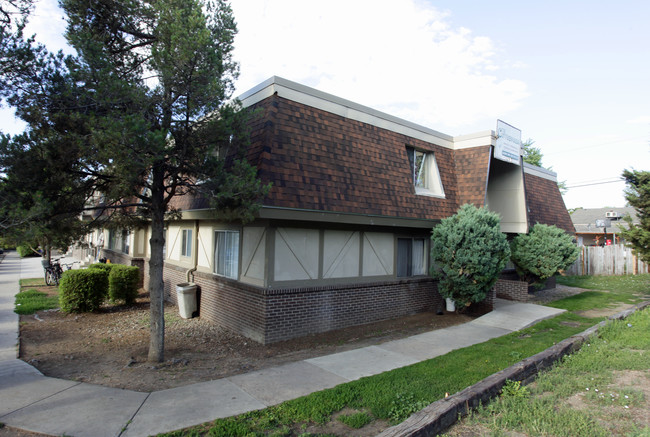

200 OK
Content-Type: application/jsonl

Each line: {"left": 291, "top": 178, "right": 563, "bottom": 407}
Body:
{"left": 620, "top": 169, "right": 650, "bottom": 263}
{"left": 59, "top": 0, "right": 268, "bottom": 362}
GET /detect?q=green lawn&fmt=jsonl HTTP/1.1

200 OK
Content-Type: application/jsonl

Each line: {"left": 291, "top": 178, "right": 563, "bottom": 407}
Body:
{"left": 15, "top": 278, "right": 58, "bottom": 315}
{"left": 553, "top": 274, "right": 650, "bottom": 311}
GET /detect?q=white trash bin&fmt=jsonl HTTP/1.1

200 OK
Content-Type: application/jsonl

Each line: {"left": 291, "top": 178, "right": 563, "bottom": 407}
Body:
{"left": 176, "top": 283, "right": 197, "bottom": 319}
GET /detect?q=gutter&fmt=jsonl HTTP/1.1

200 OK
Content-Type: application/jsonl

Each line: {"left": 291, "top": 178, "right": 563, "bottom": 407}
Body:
{"left": 187, "top": 220, "right": 199, "bottom": 283}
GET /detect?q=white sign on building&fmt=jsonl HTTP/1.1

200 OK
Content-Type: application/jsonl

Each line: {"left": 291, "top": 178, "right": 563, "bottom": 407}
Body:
{"left": 495, "top": 119, "right": 522, "bottom": 165}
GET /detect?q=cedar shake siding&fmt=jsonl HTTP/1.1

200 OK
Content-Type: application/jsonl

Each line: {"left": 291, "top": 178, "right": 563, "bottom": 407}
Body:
{"left": 454, "top": 146, "right": 491, "bottom": 207}
{"left": 524, "top": 168, "right": 575, "bottom": 234}
{"left": 246, "top": 94, "right": 461, "bottom": 220}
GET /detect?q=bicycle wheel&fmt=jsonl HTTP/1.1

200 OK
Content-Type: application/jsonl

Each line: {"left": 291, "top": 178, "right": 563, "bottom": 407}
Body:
{"left": 45, "top": 269, "right": 54, "bottom": 286}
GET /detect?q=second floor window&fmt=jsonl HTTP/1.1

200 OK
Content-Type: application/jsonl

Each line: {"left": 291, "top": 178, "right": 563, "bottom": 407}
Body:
{"left": 406, "top": 146, "right": 445, "bottom": 197}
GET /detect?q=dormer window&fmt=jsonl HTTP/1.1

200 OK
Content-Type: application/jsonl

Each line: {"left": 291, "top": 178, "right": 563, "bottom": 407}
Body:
{"left": 406, "top": 146, "right": 445, "bottom": 197}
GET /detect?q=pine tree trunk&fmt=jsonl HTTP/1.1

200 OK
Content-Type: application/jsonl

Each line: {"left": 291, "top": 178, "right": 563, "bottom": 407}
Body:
{"left": 147, "top": 166, "right": 166, "bottom": 363}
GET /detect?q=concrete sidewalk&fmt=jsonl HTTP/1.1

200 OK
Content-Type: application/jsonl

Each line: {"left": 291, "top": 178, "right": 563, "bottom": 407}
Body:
{"left": 0, "top": 251, "right": 565, "bottom": 437}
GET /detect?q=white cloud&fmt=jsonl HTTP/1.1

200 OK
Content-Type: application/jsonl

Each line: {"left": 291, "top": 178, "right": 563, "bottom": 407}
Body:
{"left": 25, "top": 0, "right": 71, "bottom": 54}
{"left": 232, "top": 0, "right": 528, "bottom": 131}
{"left": 626, "top": 115, "right": 650, "bottom": 125}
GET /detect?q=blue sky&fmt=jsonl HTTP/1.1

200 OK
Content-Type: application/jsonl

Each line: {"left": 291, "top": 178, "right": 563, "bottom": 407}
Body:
{"left": 3, "top": 0, "right": 649, "bottom": 210}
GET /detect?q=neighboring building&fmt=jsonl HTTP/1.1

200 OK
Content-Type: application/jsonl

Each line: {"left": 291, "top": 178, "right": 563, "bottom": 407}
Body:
{"left": 570, "top": 207, "right": 637, "bottom": 246}
{"left": 73, "top": 77, "right": 574, "bottom": 344}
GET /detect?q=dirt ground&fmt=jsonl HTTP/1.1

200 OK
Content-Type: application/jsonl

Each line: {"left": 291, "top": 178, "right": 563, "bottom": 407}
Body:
{"left": 18, "top": 285, "right": 476, "bottom": 393}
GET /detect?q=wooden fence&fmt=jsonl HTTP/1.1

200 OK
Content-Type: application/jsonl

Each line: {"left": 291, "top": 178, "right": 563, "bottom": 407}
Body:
{"left": 566, "top": 244, "right": 649, "bottom": 276}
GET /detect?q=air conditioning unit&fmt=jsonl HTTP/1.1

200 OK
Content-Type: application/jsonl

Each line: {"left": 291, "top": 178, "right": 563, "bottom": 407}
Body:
{"left": 605, "top": 211, "right": 619, "bottom": 218}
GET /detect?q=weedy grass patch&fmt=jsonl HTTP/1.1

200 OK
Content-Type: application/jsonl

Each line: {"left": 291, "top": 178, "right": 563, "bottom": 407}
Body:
{"left": 455, "top": 308, "right": 650, "bottom": 437}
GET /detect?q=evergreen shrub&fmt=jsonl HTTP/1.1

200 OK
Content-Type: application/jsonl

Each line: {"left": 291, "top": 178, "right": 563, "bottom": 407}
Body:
{"left": 59, "top": 269, "right": 108, "bottom": 312}
{"left": 108, "top": 264, "right": 139, "bottom": 305}
{"left": 430, "top": 204, "right": 510, "bottom": 307}
{"left": 510, "top": 223, "right": 579, "bottom": 288}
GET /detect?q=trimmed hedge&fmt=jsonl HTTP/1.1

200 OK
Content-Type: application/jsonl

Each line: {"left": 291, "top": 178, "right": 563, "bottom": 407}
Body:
{"left": 87, "top": 263, "right": 115, "bottom": 274}
{"left": 59, "top": 269, "right": 108, "bottom": 313}
{"left": 108, "top": 264, "right": 139, "bottom": 305}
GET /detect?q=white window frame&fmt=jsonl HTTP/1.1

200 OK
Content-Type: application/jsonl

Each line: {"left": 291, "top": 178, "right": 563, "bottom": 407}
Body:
{"left": 407, "top": 146, "right": 445, "bottom": 198}
{"left": 181, "top": 229, "right": 192, "bottom": 258}
{"left": 214, "top": 230, "right": 240, "bottom": 279}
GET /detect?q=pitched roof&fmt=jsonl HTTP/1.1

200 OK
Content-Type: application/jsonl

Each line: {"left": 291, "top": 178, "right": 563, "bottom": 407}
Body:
{"left": 570, "top": 207, "right": 637, "bottom": 234}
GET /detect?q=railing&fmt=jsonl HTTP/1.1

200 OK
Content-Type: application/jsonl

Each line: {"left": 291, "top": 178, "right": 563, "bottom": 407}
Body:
{"left": 566, "top": 244, "right": 649, "bottom": 276}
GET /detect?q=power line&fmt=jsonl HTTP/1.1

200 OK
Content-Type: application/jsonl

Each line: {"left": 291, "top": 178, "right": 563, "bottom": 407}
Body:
{"left": 545, "top": 135, "right": 649, "bottom": 155}
{"left": 566, "top": 179, "right": 625, "bottom": 189}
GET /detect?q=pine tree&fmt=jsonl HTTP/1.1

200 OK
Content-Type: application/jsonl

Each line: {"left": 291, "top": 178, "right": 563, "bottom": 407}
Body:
{"left": 620, "top": 169, "right": 650, "bottom": 263}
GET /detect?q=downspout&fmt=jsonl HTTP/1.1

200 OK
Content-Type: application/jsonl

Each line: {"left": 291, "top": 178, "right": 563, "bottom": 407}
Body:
{"left": 187, "top": 220, "right": 199, "bottom": 283}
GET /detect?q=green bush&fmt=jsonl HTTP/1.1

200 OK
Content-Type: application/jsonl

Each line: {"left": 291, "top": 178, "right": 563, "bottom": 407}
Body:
{"left": 430, "top": 204, "right": 510, "bottom": 307}
{"left": 108, "top": 264, "right": 139, "bottom": 305}
{"left": 59, "top": 269, "right": 108, "bottom": 313}
{"left": 87, "top": 263, "right": 115, "bottom": 274}
{"left": 510, "top": 223, "right": 579, "bottom": 288}
{"left": 17, "top": 244, "right": 38, "bottom": 257}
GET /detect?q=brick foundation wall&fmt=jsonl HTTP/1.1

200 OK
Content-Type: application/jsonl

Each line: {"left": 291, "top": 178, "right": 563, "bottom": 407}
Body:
{"left": 494, "top": 271, "right": 557, "bottom": 302}
{"left": 169, "top": 265, "right": 444, "bottom": 344}
{"left": 494, "top": 279, "right": 531, "bottom": 302}
{"left": 263, "top": 279, "right": 441, "bottom": 344}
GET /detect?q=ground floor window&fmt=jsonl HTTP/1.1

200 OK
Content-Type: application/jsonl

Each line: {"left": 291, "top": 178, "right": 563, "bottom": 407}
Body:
{"left": 181, "top": 229, "right": 192, "bottom": 257}
{"left": 215, "top": 230, "right": 240, "bottom": 279}
{"left": 397, "top": 237, "right": 427, "bottom": 277}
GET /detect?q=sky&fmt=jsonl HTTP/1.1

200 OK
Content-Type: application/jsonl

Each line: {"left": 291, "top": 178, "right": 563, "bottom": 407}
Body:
{"left": 3, "top": 0, "right": 649, "bottom": 210}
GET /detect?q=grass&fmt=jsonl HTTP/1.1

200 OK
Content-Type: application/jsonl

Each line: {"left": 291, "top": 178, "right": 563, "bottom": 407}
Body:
{"left": 552, "top": 274, "right": 649, "bottom": 311}
{"left": 451, "top": 307, "right": 650, "bottom": 437}
{"left": 160, "top": 273, "right": 649, "bottom": 436}
{"left": 19, "top": 277, "right": 47, "bottom": 287}
{"left": 15, "top": 278, "right": 59, "bottom": 315}
{"left": 337, "top": 411, "right": 373, "bottom": 429}
{"left": 15, "top": 289, "right": 59, "bottom": 315}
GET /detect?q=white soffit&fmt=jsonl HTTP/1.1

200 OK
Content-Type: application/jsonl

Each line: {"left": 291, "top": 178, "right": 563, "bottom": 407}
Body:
{"left": 238, "top": 76, "right": 496, "bottom": 151}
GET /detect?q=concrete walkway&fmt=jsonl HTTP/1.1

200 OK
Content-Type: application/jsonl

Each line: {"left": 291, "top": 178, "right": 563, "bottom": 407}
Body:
{"left": 0, "top": 251, "right": 565, "bottom": 437}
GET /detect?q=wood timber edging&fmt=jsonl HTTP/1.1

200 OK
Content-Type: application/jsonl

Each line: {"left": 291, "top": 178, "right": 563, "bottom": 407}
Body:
{"left": 377, "top": 300, "right": 650, "bottom": 437}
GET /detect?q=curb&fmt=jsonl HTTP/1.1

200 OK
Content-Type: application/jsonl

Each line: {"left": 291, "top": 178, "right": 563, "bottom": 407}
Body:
{"left": 378, "top": 300, "right": 650, "bottom": 437}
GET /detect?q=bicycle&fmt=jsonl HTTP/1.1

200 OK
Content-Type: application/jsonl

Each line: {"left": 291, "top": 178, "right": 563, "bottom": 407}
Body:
{"left": 44, "top": 258, "right": 78, "bottom": 286}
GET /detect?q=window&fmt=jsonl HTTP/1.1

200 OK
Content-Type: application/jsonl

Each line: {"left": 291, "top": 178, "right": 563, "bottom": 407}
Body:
{"left": 406, "top": 146, "right": 444, "bottom": 197}
{"left": 107, "top": 230, "right": 117, "bottom": 251}
{"left": 397, "top": 237, "right": 427, "bottom": 277}
{"left": 121, "top": 230, "right": 130, "bottom": 254}
{"left": 181, "top": 229, "right": 192, "bottom": 257}
{"left": 215, "top": 230, "right": 240, "bottom": 279}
